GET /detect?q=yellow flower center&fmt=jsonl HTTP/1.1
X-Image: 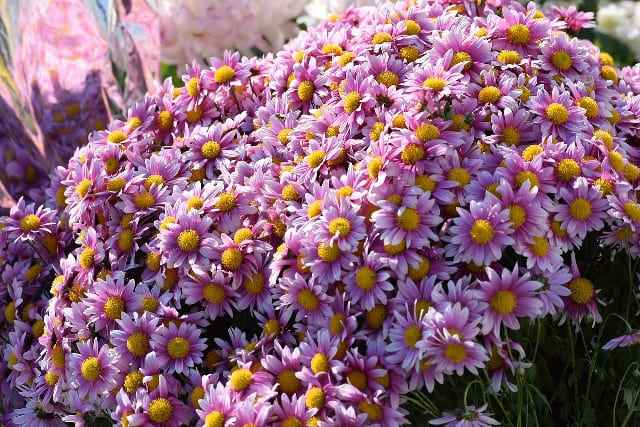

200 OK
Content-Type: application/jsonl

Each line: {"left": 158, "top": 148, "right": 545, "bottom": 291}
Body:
{"left": 579, "top": 97, "right": 598, "bottom": 119}
{"left": 383, "top": 240, "right": 406, "bottom": 255}
{"left": 445, "top": 343, "right": 467, "bottom": 363}
{"left": 359, "top": 401, "right": 383, "bottom": 422}
{"left": 282, "top": 417, "right": 303, "bottom": 427}
{"left": 372, "top": 31, "right": 393, "bottom": 44}
{"left": 124, "top": 370, "right": 144, "bottom": 393}
{"left": 452, "top": 51, "right": 473, "bottom": 70}
{"left": 530, "top": 236, "right": 550, "bottom": 256}
{"left": 509, "top": 205, "right": 526, "bottom": 229}
{"left": 408, "top": 257, "right": 431, "bottom": 281}
{"left": 306, "top": 150, "right": 326, "bottom": 168}
{"left": 157, "top": 110, "right": 173, "bottom": 131}
{"left": 404, "top": 19, "right": 421, "bottom": 35}
{"left": 201, "top": 141, "right": 221, "bottom": 159}
{"left": 404, "top": 325, "right": 422, "bottom": 348}
{"left": 624, "top": 201, "right": 640, "bottom": 222}
{"left": 76, "top": 179, "right": 92, "bottom": 197}
{"left": 203, "top": 283, "right": 225, "bottom": 304}
{"left": 400, "top": 46, "right": 420, "bottom": 62}
{"left": 311, "top": 352, "right": 329, "bottom": 374}
{"left": 507, "top": 24, "right": 531, "bottom": 44}
{"left": 478, "top": 86, "right": 501, "bottom": 104}
{"left": 297, "top": 80, "right": 315, "bottom": 102}
{"left": 423, "top": 77, "right": 446, "bottom": 91}
{"left": 281, "top": 184, "right": 300, "bottom": 201}
{"left": 20, "top": 214, "right": 41, "bottom": 232}
{"left": 204, "top": 411, "right": 225, "bottom": 427}
{"left": 264, "top": 319, "right": 280, "bottom": 336}
{"left": 601, "top": 65, "right": 618, "bottom": 82}
{"left": 45, "top": 370, "right": 59, "bottom": 387}
{"left": 515, "top": 170, "right": 539, "bottom": 188}
{"left": 186, "top": 77, "right": 200, "bottom": 97}
{"left": 80, "top": 357, "right": 101, "bottom": 382}
{"left": 569, "top": 277, "right": 594, "bottom": 304}
{"left": 551, "top": 50, "right": 572, "bottom": 71}
{"left": 116, "top": 229, "right": 133, "bottom": 252}
{"left": 398, "top": 208, "right": 420, "bottom": 231}
{"left": 277, "top": 128, "right": 293, "bottom": 145}
{"left": 306, "top": 387, "right": 325, "bottom": 409}
{"left": 490, "top": 290, "right": 517, "bottom": 315}
{"left": 177, "top": 229, "right": 200, "bottom": 252}
{"left": 108, "top": 130, "right": 127, "bottom": 144}
{"left": 278, "top": 369, "right": 300, "bottom": 394}
{"left": 134, "top": 191, "right": 156, "bottom": 209}
{"left": 368, "top": 156, "right": 383, "bottom": 178}
{"left": 104, "top": 296, "right": 124, "bottom": 320}
{"left": 502, "top": 126, "right": 520, "bottom": 146}
{"left": 448, "top": 167, "right": 471, "bottom": 186}
{"left": 215, "top": 192, "right": 236, "bottom": 212}
{"left": 355, "top": 266, "right": 377, "bottom": 290}
{"left": 401, "top": 143, "right": 425, "bottom": 165}
{"left": 221, "top": 248, "right": 243, "bottom": 271}
{"left": 522, "top": 144, "right": 543, "bottom": 161}
{"left": 366, "top": 304, "right": 386, "bottom": 329}
{"left": 233, "top": 227, "right": 253, "bottom": 244}
{"left": 77, "top": 247, "right": 95, "bottom": 270}
{"left": 328, "top": 217, "right": 351, "bottom": 237}
{"left": 317, "top": 242, "right": 340, "bottom": 262}
{"left": 594, "top": 177, "right": 614, "bottom": 195}
{"left": 148, "top": 398, "right": 173, "bottom": 423}
{"left": 497, "top": 50, "right": 521, "bottom": 64}
{"left": 214, "top": 65, "right": 235, "bottom": 83}
{"left": 343, "top": 91, "right": 361, "bottom": 113}
{"left": 52, "top": 344, "right": 65, "bottom": 369}
{"left": 347, "top": 370, "right": 367, "bottom": 390}
{"left": 556, "top": 159, "right": 581, "bottom": 181}
{"left": 127, "top": 332, "right": 150, "bottom": 357}
{"left": 545, "top": 103, "right": 569, "bottom": 125}
{"left": 167, "top": 337, "right": 190, "bottom": 359}
{"left": 377, "top": 71, "right": 399, "bottom": 87}
{"left": 415, "top": 123, "right": 440, "bottom": 142}
{"left": 297, "top": 289, "right": 319, "bottom": 311}
{"left": 322, "top": 43, "right": 343, "bottom": 56}
{"left": 570, "top": 198, "right": 592, "bottom": 221}
{"left": 415, "top": 175, "right": 436, "bottom": 192}
{"left": 307, "top": 200, "right": 322, "bottom": 219}
{"left": 229, "top": 368, "right": 253, "bottom": 391}
{"left": 32, "top": 319, "right": 45, "bottom": 338}
{"left": 470, "top": 219, "right": 494, "bottom": 245}
{"left": 186, "top": 196, "right": 204, "bottom": 211}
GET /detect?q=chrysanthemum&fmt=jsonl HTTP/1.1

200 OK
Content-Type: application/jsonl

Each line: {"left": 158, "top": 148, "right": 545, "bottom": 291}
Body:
{"left": 84, "top": 275, "right": 136, "bottom": 331}
{"left": 419, "top": 303, "right": 487, "bottom": 376}
{"left": 183, "top": 267, "right": 237, "bottom": 320}
{"left": 4, "top": 198, "right": 57, "bottom": 242}
{"left": 372, "top": 193, "right": 441, "bottom": 247}
{"left": 128, "top": 376, "right": 192, "bottom": 427}
{"left": 405, "top": 53, "right": 467, "bottom": 104}
{"left": 158, "top": 208, "right": 216, "bottom": 268}
{"left": 446, "top": 198, "right": 514, "bottom": 266}
{"left": 344, "top": 251, "right": 393, "bottom": 310}
{"left": 315, "top": 194, "right": 366, "bottom": 251}
{"left": 540, "top": 32, "right": 589, "bottom": 79}
{"left": 387, "top": 309, "right": 426, "bottom": 370}
{"left": 530, "top": 86, "right": 588, "bottom": 141}
{"left": 489, "top": 7, "right": 550, "bottom": 54}
{"left": 429, "top": 404, "right": 500, "bottom": 426}
{"left": 196, "top": 382, "right": 237, "bottom": 427}
{"left": 553, "top": 177, "right": 608, "bottom": 239}
{"left": 69, "top": 339, "right": 118, "bottom": 400}
{"left": 279, "top": 273, "right": 332, "bottom": 323}
{"left": 151, "top": 321, "right": 207, "bottom": 374}
{"left": 110, "top": 312, "right": 159, "bottom": 363}
{"left": 475, "top": 265, "right": 543, "bottom": 335}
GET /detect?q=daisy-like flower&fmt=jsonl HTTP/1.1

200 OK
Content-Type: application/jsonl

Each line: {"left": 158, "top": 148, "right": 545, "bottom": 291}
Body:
{"left": 183, "top": 267, "right": 237, "bottom": 320}
{"left": 530, "top": 86, "right": 588, "bottom": 142}
{"left": 490, "top": 7, "right": 550, "bottom": 54}
{"left": 429, "top": 26, "right": 492, "bottom": 77}
{"left": 419, "top": 303, "right": 487, "bottom": 376}
{"left": 562, "top": 254, "right": 602, "bottom": 325}
{"left": 279, "top": 273, "right": 332, "bottom": 323}
{"left": 202, "top": 51, "right": 250, "bottom": 91}
{"left": 554, "top": 177, "right": 608, "bottom": 238}
{"left": 475, "top": 265, "right": 543, "bottom": 336}
{"left": 84, "top": 275, "right": 136, "bottom": 331}
{"left": 387, "top": 308, "right": 426, "bottom": 370}
{"left": 603, "top": 331, "right": 640, "bottom": 350}
{"left": 446, "top": 198, "right": 514, "bottom": 266}
{"left": 129, "top": 376, "right": 192, "bottom": 427}
{"left": 158, "top": 208, "right": 216, "bottom": 268}
{"left": 4, "top": 198, "right": 57, "bottom": 242}
{"left": 151, "top": 321, "right": 207, "bottom": 374}
{"left": 315, "top": 194, "right": 366, "bottom": 251}
{"left": 196, "top": 382, "right": 237, "bottom": 427}
{"left": 344, "top": 251, "right": 393, "bottom": 310}
{"left": 262, "top": 342, "right": 304, "bottom": 396}
{"left": 372, "top": 193, "right": 442, "bottom": 247}
{"left": 406, "top": 53, "right": 467, "bottom": 104}
{"left": 541, "top": 32, "right": 590, "bottom": 79}
{"left": 110, "top": 312, "right": 160, "bottom": 362}
{"left": 69, "top": 339, "right": 118, "bottom": 400}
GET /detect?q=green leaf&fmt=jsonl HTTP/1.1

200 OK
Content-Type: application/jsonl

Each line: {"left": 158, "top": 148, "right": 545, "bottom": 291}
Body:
{"left": 160, "top": 63, "right": 181, "bottom": 86}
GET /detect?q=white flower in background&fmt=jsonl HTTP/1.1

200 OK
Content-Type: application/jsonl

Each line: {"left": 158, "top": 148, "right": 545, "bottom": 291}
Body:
{"left": 597, "top": 1, "right": 640, "bottom": 59}
{"left": 299, "top": 0, "right": 378, "bottom": 27}
{"left": 151, "top": 0, "right": 307, "bottom": 65}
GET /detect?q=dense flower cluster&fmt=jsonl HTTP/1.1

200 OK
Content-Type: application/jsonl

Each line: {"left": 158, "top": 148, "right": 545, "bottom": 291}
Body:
{"left": 3, "top": 0, "right": 640, "bottom": 425}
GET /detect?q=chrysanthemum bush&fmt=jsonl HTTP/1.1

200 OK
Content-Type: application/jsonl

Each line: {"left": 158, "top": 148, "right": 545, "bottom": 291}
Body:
{"left": 4, "top": 0, "right": 640, "bottom": 425}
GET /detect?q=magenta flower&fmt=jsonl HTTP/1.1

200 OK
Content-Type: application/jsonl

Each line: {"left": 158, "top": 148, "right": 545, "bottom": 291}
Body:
{"left": 151, "top": 321, "right": 207, "bottom": 374}
{"left": 69, "top": 339, "right": 118, "bottom": 400}
{"left": 476, "top": 265, "right": 543, "bottom": 335}
{"left": 158, "top": 208, "right": 216, "bottom": 268}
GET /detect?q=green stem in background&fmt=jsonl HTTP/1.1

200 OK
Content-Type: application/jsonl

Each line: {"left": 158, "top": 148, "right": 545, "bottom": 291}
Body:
{"left": 613, "top": 362, "right": 640, "bottom": 426}
{"left": 567, "top": 322, "right": 580, "bottom": 425}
